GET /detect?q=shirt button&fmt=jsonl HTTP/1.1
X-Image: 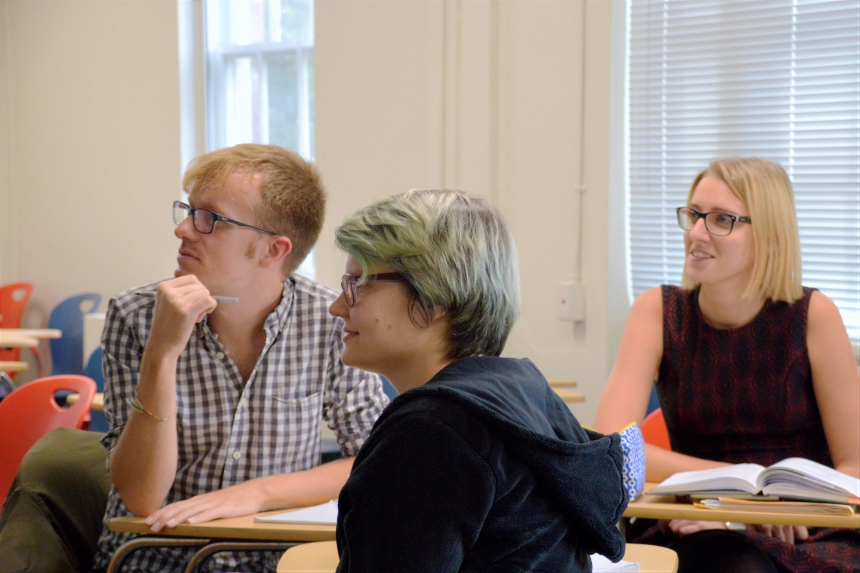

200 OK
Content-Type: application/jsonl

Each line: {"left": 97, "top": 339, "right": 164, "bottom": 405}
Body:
{"left": 232, "top": 451, "right": 241, "bottom": 460}
{"left": 216, "top": 352, "right": 225, "bottom": 359}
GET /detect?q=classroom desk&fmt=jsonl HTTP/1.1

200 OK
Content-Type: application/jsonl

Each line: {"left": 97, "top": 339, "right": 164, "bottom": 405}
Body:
{"left": 543, "top": 380, "right": 585, "bottom": 403}
{"left": 0, "top": 360, "right": 28, "bottom": 373}
{"left": 65, "top": 392, "right": 104, "bottom": 412}
{"left": 0, "top": 331, "right": 39, "bottom": 348}
{"left": 0, "top": 328, "right": 62, "bottom": 340}
{"left": 112, "top": 513, "right": 678, "bottom": 573}
{"left": 110, "top": 511, "right": 336, "bottom": 543}
{"left": 552, "top": 388, "right": 585, "bottom": 403}
{"left": 624, "top": 484, "right": 860, "bottom": 528}
{"left": 275, "top": 540, "right": 679, "bottom": 573}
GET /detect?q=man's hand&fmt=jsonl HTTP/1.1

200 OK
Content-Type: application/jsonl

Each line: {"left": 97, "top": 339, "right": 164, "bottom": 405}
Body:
{"left": 147, "top": 276, "right": 218, "bottom": 361}
{"left": 746, "top": 524, "right": 808, "bottom": 544}
{"left": 144, "top": 481, "right": 266, "bottom": 533}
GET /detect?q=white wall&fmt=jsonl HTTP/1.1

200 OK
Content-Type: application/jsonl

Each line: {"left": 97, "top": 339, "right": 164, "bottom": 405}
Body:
{"left": 0, "top": 0, "right": 628, "bottom": 422}
{"left": 0, "top": 0, "right": 182, "bottom": 376}
{"left": 315, "top": 0, "right": 625, "bottom": 424}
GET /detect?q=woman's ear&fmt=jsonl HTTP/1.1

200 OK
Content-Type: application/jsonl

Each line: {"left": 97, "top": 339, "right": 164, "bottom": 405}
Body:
{"left": 431, "top": 307, "right": 448, "bottom": 323}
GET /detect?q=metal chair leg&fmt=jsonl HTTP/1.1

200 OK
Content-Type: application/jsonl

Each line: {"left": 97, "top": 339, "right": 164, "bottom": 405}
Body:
{"left": 184, "top": 541, "right": 299, "bottom": 573}
{"left": 106, "top": 537, "right": 210, "bottom": 573}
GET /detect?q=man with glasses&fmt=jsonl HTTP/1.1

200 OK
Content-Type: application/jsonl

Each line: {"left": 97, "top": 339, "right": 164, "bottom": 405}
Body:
{"left": 90, "top": 144, "right": 389, "bottom": 573}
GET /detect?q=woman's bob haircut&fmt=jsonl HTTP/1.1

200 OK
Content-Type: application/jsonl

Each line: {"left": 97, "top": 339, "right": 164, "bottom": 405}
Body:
{"left": 681, "top": 157, "right": 803, "bottom": 303}
{"left": 335, "top": 189, "right": 520, "bottom": 360}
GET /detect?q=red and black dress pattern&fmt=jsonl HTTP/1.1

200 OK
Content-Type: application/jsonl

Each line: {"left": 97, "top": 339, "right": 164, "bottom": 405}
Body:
{"left": 634, "top": 285, "right": 860, "bottom": 573}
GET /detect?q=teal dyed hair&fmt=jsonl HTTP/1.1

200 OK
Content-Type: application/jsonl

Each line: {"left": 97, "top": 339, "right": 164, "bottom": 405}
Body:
{"left": 335, "top": 189, "right": 521, "bottom": 359}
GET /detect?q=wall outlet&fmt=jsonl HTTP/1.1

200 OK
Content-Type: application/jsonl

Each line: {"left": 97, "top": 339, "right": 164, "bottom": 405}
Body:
{"left": 558, "top": 281, "right": 586, "bottom": 322}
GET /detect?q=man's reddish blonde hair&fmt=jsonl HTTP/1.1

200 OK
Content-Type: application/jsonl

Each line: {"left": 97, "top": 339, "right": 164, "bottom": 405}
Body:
{"left": 182, "top": 144, "right": 325, "bottom": 275}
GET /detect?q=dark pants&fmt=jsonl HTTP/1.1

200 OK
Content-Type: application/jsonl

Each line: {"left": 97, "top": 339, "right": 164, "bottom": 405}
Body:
{"left": 0, "top": 428, "right": 110, "bottom": 573}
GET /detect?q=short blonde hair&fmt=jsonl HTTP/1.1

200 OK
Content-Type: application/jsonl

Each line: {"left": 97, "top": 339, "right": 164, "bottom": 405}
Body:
{"left": 335, "top": 189, "right": 520, "bottom": 360}
{"left": 681, "top": 158, "right": 802, "bottom": 302}
{"left": 182, "top": 144, "right": 325, "bottom": 275}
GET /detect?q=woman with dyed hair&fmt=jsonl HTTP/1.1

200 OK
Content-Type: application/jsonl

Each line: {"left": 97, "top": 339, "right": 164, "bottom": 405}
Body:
{"left": 595, "top": 158, "right": 860, "bottom": 573}
{"left": 329, "top": 189, "right": 628, "bottom": 572}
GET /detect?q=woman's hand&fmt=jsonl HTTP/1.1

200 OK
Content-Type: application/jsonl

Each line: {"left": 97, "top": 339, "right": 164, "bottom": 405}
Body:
{"left": 747, "top": 524, "right": 808, "bottom": 544}
{"left": 662, "top": 519, "right": 728, "bottom": 537}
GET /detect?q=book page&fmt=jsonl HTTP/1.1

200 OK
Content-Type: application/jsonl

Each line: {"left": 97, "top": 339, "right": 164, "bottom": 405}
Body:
{"left": 254, "top": 500, "right": 338, "bottom": 525}
{"left": 759, "top": 458, "right": 860, "bottom": 498}
{"left": 648, "top": 464, "right": 765, "bottom": 495}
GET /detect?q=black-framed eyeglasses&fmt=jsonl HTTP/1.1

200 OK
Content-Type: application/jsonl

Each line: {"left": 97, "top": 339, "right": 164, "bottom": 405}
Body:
{"left": 340, "top": 273, "right": 407, "bottom": 307}
{"left": 676, "top": 207, "right": 752, "bottom": 237}
{"left": 173, "top": 201, "right": 278, "bottom": 236}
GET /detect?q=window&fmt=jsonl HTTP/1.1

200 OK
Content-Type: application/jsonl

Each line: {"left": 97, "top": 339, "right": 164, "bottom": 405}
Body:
{"left": 627, "top": 0, "right": 860, "bottom": 345}
{"left": 205, "top": 0, "right": 316, "bottom": 277}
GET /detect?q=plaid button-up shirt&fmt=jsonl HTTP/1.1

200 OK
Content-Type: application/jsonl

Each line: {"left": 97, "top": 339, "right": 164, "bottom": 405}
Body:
{"left": 94, "top": 275, "right": 388, "bottom": 573}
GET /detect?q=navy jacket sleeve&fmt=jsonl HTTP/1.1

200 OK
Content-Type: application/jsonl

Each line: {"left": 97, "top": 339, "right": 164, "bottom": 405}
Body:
{"left": 336, "top": 411, "right": 496, "bottom": 573}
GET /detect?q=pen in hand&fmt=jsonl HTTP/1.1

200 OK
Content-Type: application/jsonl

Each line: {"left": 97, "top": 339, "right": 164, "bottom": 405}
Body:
{"left": 136, "top": 291, "right": 239, "bottom": 304}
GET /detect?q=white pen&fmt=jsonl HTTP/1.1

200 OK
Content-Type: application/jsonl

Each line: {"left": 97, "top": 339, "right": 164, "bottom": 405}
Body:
{"left": 136, "top": 291, "right": 239, "bottom": 304}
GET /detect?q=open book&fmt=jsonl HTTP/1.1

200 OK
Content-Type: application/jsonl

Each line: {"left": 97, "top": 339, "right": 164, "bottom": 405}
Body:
{"left": 648, "top": 458, "right": 860, "bottom": 504}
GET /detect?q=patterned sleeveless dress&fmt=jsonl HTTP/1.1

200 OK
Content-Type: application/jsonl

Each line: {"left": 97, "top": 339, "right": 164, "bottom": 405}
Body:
{"left": 634, "top": 285, "right": 860, "bottom": 572}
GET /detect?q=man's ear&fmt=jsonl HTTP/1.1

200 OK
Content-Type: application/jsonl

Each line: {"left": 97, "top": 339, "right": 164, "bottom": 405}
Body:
{"left": 260, "top": 236, "right": 292, "bottom": 269}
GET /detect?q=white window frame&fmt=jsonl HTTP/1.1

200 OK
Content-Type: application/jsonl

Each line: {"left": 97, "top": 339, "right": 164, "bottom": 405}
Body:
{"left": 178, "top": 1, "right": 316, "bottom": 278}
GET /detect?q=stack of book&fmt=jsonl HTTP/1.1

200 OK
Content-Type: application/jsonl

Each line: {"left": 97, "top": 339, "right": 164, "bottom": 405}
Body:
{"left": 648, "top": 457, "right": 860, "bottom": 514}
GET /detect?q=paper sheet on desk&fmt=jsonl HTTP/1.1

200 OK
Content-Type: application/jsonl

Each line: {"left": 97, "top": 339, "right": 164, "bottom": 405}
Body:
{"left": 254, "top": 500, "right": 338, "bottom": 525}
{"left": 591, "top": 554, "right": 639, "bottom": 572}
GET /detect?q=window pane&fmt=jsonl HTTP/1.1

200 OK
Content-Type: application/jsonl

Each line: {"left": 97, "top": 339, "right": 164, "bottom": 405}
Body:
{"left": 206, "top": 0, "right": 316, "bottom": 278}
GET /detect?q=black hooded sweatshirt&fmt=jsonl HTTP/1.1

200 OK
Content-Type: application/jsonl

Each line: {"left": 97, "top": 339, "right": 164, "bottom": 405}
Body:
{"left": 336, "top": 356, "right": 628, "bottom": 572}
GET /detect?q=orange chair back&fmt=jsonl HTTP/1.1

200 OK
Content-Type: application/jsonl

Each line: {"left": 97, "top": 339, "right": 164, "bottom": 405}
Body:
{"left": 641, "top": 408, "right": 671, "bottom": 450}
{"left": 0, "top": 282, "right": 34, "bottom": 329}
{"left": 0, "top": 283, "right": 35, "bottom": 376}
{"left": 0, "top": 375, "right": 96, "bottom": 507}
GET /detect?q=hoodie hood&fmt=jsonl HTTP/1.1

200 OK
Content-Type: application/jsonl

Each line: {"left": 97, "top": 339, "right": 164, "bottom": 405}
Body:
{"left": 387, "top": 356, "right": 628, "bottom": 561}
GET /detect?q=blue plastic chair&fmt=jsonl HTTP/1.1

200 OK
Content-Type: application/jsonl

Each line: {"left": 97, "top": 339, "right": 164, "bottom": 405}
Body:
{"left": 381, "top": 376, "right": 398, "bottom": 401}
{"left": 646, "top": 385, "right": 660, "bottom": 416}
{"left": 48, "top": 293, "right": 101, "bottom": 376}
{"left": 84, "top": 347, "right": 107, "bottom": 432}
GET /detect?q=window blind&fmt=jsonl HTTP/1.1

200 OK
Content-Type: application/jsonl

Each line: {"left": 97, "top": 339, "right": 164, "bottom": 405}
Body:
{"left": 628, "top": 0, "right": 860, "bottom": 344}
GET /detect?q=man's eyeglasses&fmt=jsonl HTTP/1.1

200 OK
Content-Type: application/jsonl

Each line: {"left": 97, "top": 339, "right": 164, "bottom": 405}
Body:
{"left": 676, "top": 207, "right": 752, "bottom": 237}
{"left": 173, "top": 201, "right": 278, "bottom": 236}
{"left": 340, "top": 273, "right": 407, "bottom": 307}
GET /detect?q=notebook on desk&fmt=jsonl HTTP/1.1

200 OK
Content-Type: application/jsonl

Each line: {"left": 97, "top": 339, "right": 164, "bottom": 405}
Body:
{"left": 254, "top": 500, "right": 338, "bottom": 525}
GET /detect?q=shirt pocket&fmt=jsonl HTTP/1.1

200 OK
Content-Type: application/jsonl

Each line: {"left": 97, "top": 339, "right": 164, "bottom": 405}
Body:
{"left": 267, "top": 390, "right": 323, "bottom": 472}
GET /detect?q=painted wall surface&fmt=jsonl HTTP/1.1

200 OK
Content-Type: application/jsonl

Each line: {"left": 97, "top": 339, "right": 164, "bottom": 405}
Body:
{"left": 315, "top": 0, "right": 623, "bottom": 424}
{"left": 1, "top": 0, "right": 182, "bottom": 305}
{"left": 0, "top": 0, "right": 627, "bottom": 423}
{"left": 0, "top": 0, "right": 182, "bottom": 376}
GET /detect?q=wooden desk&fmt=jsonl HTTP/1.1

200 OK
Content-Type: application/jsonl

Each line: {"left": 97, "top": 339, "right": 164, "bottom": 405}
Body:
{"left": 65, "top": 392, "right": 104, "bottom": 412}
{"left": 547, "top": 379, "right": 577, "bottom": 388}
{"left": 276, "top": 541, "right": 677, "bottom": 573}
{"left": 552, "top": 388, "right": 585, "bottom": 403}
{"left": 110, "top": 511, "right": 336, "bottom": 543}
{"left": 624, "top": 484, "right": 860, "bottom": 528}
{"left": 0, "top": 360, "right": 28, "bottom": 373}
{"left": 0, "top": 328, "right": 62, "bottom": 339}
{"left": 624, "top": 544, "right": 678, "bottom": 572}
{"left": 0, "top": 332, "right": 39, "bottom": 348}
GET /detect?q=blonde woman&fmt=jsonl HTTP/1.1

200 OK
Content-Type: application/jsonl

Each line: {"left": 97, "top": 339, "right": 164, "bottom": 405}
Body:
{"left": 595, "top": 158, "right": 860, "bottom": 573}
{"left": 330, "top": 189, "right": 628, "bottom": 572}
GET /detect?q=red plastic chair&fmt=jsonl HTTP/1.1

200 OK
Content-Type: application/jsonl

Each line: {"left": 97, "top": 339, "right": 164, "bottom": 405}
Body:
{"left": 0, "top": 375, "right": 96, "bottom": 508}
{"left": 641, "top": 407, "right": 671, "bottom": 450}
{"left": 0, "top": 282, "right": 35, "bottom": 379}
